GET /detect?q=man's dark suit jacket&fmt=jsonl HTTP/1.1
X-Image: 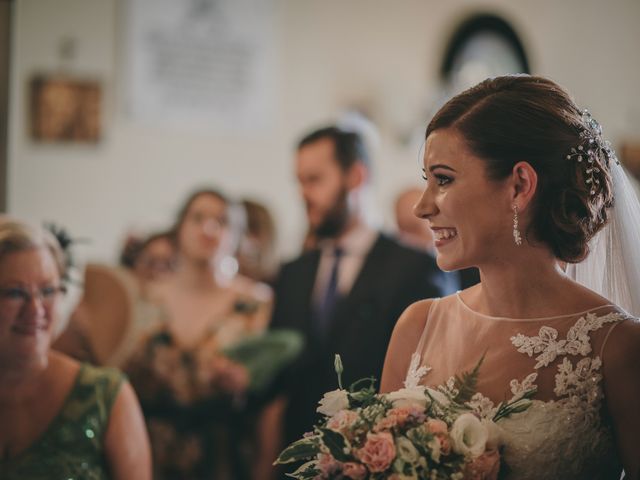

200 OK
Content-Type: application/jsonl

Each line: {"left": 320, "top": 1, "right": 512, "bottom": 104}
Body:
{"left": 270, "top": 233, "right": 457, "bottom": 445}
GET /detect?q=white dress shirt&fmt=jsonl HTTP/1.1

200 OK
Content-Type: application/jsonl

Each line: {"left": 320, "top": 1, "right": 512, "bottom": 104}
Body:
{"left": 312, "top": 224, "right": 378, "bottom": 306}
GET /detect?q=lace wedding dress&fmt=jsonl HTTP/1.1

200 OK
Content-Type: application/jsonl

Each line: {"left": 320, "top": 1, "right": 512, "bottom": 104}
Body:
{"left": 404, "top": 293, "right": 631, "bottom": 479}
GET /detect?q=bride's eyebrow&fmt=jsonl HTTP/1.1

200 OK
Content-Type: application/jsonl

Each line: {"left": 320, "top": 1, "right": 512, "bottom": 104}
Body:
{"left": 429, "top": 164, "right": 457, "bottom": 173}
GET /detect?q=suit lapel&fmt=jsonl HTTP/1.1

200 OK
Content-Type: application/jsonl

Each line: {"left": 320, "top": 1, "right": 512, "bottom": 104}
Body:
{"left": 298, "top": 249, "right": 321, "bottom": 334}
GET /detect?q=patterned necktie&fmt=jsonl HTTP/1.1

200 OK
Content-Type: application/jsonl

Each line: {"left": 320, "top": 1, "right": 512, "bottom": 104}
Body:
{"left": 315, "top": 247, "right": 344, "bottom": 335}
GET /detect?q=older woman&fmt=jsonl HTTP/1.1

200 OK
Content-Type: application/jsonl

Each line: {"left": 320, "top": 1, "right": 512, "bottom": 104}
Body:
{"left": 0, "top": 217, "right": 151, "bottom": 479}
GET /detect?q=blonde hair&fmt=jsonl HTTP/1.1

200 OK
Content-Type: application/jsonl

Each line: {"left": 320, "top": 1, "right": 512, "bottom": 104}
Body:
{"left": 0, "top": 217, "right": 66, "bottom": 278}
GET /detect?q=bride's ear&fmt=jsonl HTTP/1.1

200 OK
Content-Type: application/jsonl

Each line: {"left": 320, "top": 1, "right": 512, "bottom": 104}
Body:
{"left": 510, "top": 161, "right": 537, "bottom": 210}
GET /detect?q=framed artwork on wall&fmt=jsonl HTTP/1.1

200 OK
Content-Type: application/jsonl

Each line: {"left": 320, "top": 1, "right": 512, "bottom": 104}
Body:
{"left": 29, "top": 75, "right": 102, "bottom": 143}
{"left": 440, "top": 14, "right": 530, "bottom": 96}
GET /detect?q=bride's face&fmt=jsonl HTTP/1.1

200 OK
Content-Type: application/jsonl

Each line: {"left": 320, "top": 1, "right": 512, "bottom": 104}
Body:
{"left": 414, "top": 128, "right": 513, "bottom": 272}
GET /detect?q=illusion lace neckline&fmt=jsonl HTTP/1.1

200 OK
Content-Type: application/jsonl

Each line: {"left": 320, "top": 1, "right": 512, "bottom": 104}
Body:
{"left": 454, "top": 292, "right": 616, "bottom": 322}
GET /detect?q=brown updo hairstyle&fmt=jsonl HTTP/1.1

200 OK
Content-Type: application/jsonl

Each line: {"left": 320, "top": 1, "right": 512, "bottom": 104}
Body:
{"left": 426, "top": 75, "right": 614, "bottom": 263}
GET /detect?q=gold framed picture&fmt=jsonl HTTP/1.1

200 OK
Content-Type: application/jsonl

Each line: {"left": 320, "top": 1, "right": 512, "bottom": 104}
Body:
{"left": 30, "top": 75, "right": 101, "bottom": 143}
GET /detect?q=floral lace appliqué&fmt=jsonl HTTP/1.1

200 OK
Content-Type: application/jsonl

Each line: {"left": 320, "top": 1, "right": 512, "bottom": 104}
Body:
{"left": 510, "top": 312, "right": 622, "bottom": 369}
{"left": 509, "top": 372, "right": 538, "bottom": 401}
{"left": 403, "top": 352, "right": 432, "bottom": 389}
{"left": 466, "top": 392, "right": 497, "bottom": 419}
{"left": 554, "top": 356, "right": 603, "bottom": 409}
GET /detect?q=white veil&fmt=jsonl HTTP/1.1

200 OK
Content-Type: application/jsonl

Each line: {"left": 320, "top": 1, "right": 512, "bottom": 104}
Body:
{"left": 566, "top": 160, "right": 640, "bottom": 317}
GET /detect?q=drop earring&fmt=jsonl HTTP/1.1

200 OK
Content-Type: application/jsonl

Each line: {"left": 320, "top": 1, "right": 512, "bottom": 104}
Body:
{"left": 512, "top": 205, "right": 522, "bottom": 246}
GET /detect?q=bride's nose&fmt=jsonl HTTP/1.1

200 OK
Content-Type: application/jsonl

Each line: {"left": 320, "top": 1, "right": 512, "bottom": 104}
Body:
{"left": 413, "top": 187, "right": 437, "bottom": 220}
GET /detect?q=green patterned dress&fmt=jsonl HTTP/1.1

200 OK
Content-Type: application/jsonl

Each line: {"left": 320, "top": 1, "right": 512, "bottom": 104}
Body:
{"left": 0, "top": 363, "right": 124, "bottom": 480}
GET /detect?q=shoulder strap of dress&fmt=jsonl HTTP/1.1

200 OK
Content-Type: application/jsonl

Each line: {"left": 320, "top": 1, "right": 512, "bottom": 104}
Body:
{"left": 414, "top": 298, "right": 439, "bottom": 357}
{"left": 403, "top": 298, "right": 440, "bottom": 388}
{"left": 68, "top": 364, "right": 125, "bottom": 440}
{"left": 598, "top": 312, "right": 636, "bottom": 359}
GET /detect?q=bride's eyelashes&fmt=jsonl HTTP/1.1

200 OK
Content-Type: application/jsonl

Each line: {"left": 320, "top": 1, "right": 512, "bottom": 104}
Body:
{"left": 421, "top": 169, "right": 454, "bottom": 186}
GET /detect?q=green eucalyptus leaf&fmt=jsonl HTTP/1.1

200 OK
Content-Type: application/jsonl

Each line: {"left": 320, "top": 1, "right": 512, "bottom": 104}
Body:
{"left": 275, "top": 438, "right": 320, "bottom": 464}
{"left": 319, "top": 428, "right": 352, "bottom": 462}
{"left": 285, "top": 460, "right": 321, "bottom": 479}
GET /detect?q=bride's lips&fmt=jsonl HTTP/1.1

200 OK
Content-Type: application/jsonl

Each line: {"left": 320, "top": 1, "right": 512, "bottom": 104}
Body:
{"left": 11, "top": 320, "right": 48, "bottom": 336}
{"left": 431, "top": 227, "right": 458, "bottom": 248}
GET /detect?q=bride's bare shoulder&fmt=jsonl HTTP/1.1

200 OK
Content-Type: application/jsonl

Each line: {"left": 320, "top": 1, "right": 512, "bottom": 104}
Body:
{"left": 381, "top": 299, "right": 439, "bottom": 392}
{"left": 393, "top": 299, "right": 435, "bottom": 339}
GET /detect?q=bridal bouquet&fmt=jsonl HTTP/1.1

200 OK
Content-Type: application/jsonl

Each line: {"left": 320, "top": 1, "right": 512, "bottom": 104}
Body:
{"left": 275, "top": 355, "right": 535, "bottom": 479}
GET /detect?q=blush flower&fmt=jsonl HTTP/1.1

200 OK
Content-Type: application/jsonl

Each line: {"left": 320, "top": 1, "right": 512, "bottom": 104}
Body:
{"left": 356, "top": 432, "right": 397, "bottom": 472}
{"left": 375, "top": 406, "right": 424, "bottom": 432}
{"left": 342, "top": 461, "right": 367, "bottom": 479}
{"left": 464, "top": 449, "right": 500, "bottom": 480}
{"left": 327, "top": 409, "right": 359, "bottom": 435}
{"left": 426, "top": 418, "right": 452, "bottom": 456}
{"left": 426, "top": 418, "right": 448, "bottom": 435}
{"left": 317, "top": 453, "right": 341, "bottom": 476}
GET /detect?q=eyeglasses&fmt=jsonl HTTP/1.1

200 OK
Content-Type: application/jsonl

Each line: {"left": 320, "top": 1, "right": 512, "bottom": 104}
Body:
{"left": 0, "top": 285, "right": 66, "bottom": 309}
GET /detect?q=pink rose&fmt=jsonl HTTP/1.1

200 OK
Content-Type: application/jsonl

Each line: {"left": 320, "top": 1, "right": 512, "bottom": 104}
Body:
{"left": 356, "top": 432, "right": 396, "bottom": 473}
{"left": 464, "top": 449, "right": 500, "bottom": 480}
{"left": 426, "top": 418, "right": 448, "bottom": 435}
{"left": 318, "top": 453, "right": 341, "bottom": 476}
{"left": 327, "top": 409, "right": 359, "bottom": 435}
{"left": 342, "top": 462, "right": 367, "bottom": 479}
{"left": 426, "top": 418, "right": 452, "bottom": 456}
{"left": 374, "top": 406, "right": 424, "bottom": 431}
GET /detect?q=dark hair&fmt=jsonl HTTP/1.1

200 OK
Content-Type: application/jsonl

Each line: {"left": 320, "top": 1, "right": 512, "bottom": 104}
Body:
{"left": 119, "top": 231, "right": 174, "bottom": 269}
{"left": 170, "top": 188, "right": 229, "bottom": 243}
{"left": 241, "top": 198, "right": 276, "bottom": 246}
{"left": 427, "top": 75, "right": 614, "bottom": 263}
{"left": 297, "top": 126, "right": 370, "bottom": 171}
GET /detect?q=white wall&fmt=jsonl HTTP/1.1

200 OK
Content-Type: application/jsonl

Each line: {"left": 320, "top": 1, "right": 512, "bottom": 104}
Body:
{"left": 8, "top": 0, "right": 640, "bottom": 264}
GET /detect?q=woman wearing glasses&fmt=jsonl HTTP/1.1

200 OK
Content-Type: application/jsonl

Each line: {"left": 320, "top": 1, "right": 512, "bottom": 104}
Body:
{"left": 0, "top": 217, "right": 151, "bottom": 479}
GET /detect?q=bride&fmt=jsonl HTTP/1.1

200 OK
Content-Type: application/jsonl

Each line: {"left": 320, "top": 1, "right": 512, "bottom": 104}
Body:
{"left": 381, "top": 75, "right": 639, "bottom": 479}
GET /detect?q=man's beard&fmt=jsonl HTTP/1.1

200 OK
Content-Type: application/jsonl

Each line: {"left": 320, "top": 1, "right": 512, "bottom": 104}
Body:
{"left": 313, "top": 186, "right": 350, "bottom": 239}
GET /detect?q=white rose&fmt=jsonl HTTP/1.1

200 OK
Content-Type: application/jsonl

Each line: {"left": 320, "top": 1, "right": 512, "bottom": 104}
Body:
{"left": 449, "top": 413, "right": 488, "bottom": 458}
{"left": 316, "top": 389, "right": 349, "bottom": 416}
{"left": 482, "top": 419, "right": 504, "bottom": 451}
{"left": 386, "top": 386, "right": 428, "bottom": 409}
{"left": 396, "top": 436, "right": 420, "bottom": 465}
{"left": 425, "top": 387, "right": 450, "bottom": 406}
{"left": 391, "top": 460, "right": 419, "bottom": 480}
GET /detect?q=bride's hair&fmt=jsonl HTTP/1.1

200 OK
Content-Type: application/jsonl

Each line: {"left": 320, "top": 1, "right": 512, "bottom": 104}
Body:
{"left": 426, "top": 75, "right": 614, "bottom": 263}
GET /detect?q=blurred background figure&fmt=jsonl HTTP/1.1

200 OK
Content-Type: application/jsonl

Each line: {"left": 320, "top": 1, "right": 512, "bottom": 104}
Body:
{"left": 121, "top": 188, "right": 272, "bottom": 480}
{"left": 0, "top": 216, "right": 150, "bottom": 480}
{"left": 53, "top": 262, "right": 139, "bottom": 366}
{"left": 259, "top": 126, "right": 459, "bottom": 478}
{"left": 394, "top": 186, "right": 435, "bottom": 252}
{"left": 119, "top": 230, "right": 177, "bottom": 290}
{"left": 236, "top": 198, "right": 278, "bottom": 285}
{"left": 54, "top": 229, "right": 175, "bottom": 366}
